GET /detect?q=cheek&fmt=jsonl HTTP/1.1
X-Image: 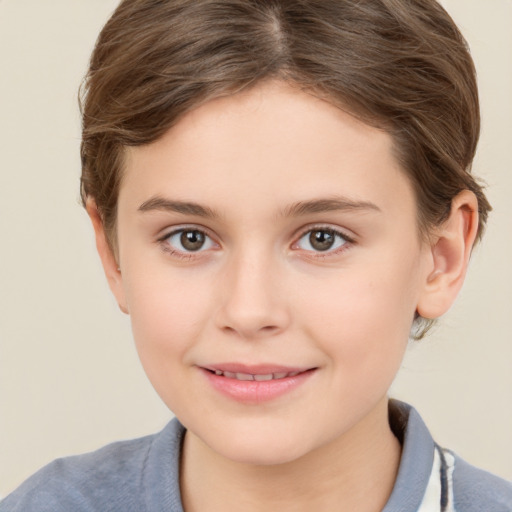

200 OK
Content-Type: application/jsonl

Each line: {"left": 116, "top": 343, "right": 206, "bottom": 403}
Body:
{"left": 123, "top": 269, "right": 213, "bottom": 378}
{"left": 301, "top": 257, "right": 419, "bottom": 375}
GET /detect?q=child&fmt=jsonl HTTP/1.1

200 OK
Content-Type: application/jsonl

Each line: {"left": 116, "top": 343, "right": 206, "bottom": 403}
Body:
{"left": 1, "top": 0, "right": 511, "bottom": 511}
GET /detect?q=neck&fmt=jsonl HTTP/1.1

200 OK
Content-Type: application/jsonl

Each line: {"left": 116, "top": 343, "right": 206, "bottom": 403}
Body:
{"left": 180, "top": 397, "right": 401, "bottom": 512}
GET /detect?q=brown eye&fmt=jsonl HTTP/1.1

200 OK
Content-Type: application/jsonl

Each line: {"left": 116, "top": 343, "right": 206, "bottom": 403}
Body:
{"left": 309, "top": 229, "right": 336, "bottom": 251}
{"left": 164, "top": 228, "right": 214, "bottom": 253}
{"left": 180, "top": 230, "right": 206, "bottom": 251}
{"left": 295, "top": 227, "right": 349, "bottom": 254}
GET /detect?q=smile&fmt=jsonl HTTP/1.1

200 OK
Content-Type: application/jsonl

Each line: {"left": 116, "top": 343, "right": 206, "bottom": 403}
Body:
{"left": 210, "top": 370, "right": 302, "bottom": 381}
{"left": 200, "top": 365, "right": 317, "bottom": 404}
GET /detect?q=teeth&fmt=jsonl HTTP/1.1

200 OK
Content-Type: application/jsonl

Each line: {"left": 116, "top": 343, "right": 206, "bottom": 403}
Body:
{"left": 236, "top": 373, "right": 254, "bottom": 381}
{"left": 254, "top": 373, "right": 273, "bottom": 381}
{"left": 212, "top": 370, "right": 302, "bottom": 381}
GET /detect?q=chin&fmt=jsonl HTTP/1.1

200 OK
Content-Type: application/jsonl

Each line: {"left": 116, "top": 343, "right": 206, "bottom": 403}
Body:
{"left": 220, "top": 444, "right": 306, "bottom": 466}
{"left": 201, "top": 425, "right": 316, "bottom": 466}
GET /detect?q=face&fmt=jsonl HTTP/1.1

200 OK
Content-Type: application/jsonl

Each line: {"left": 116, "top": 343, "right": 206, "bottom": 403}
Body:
{"left": 109, "top": 81, "right": 433, "bottom": 465}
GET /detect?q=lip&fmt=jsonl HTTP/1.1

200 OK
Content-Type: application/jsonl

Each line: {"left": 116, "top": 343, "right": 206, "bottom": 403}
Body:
{"left": 204, "top": 363, "right": 309, "bottom": 375}
{"left": 199, "top": 363, "right": 317, "bottom": 404}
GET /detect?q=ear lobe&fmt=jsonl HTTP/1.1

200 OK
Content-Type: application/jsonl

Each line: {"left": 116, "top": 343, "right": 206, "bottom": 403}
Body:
{"left": 416, "top": 190, "right": 479, "bottom": 320}
{"left": 86, "top": 199, "right": 129, "bottom": 315}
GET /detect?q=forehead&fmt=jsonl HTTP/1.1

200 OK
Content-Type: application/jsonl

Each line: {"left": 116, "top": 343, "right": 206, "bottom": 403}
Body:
{"left": 120, "top": 81, "right": 416, "bottom": 223}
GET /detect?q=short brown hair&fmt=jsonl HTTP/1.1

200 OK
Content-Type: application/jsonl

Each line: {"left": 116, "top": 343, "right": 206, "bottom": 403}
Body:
{"left": 80, "top": 0, "right": 491, "bottom": 334}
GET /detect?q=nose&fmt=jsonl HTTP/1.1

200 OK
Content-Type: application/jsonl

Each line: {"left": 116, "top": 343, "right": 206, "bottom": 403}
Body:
{"left": 215, "top": 249, "right": 291, "bottom": 339}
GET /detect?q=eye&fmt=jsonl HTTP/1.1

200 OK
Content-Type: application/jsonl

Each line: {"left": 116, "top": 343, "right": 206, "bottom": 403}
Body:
{"left": 295, "top": 228, "right": 350, "bottom": 253}
{"left": 164, "top": 229, "right": 215, "bottom": 253}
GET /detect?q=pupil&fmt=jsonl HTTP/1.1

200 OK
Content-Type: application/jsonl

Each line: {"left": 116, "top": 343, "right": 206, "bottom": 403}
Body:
{"left": 310, "top": 229, "right": 334, "bottom": 251}
{"left": 181, "top": 230, "right": 205, "bottom": 251}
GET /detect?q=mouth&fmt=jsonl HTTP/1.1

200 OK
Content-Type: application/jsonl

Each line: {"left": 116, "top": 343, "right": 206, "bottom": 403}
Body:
{"left": 204, "top": 368, "right": 305, "bottom": 381}
{"left": 199, "top": 364, "right": 317, "bottom": 403}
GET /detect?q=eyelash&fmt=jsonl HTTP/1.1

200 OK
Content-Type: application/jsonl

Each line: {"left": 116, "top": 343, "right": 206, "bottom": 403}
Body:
{"left": 292, "top": 226, "right": 355, "bottom": 259}
{"left": 156, "top": 225, "right": 355, "bottom": 260}
{"left": 157, "top": 226, "right": 217, "bottom": 260}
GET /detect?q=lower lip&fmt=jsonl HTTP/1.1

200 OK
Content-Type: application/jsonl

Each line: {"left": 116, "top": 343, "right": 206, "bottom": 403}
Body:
{"left": 200, "top": 368, "right": 316, "bottom": 404}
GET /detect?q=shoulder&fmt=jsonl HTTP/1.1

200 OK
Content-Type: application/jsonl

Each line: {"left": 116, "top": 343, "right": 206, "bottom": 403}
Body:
{"left": 0, "top": 419, "right": 184, "bottom": 512}
{"left": 0, "top": 435, "right": 154, "bottom": 512}
{"left": 385, "top": 400, "right": 512, "bottom": 512}
{"left": 450, "top": 451, "right": 512, "bottom": 512}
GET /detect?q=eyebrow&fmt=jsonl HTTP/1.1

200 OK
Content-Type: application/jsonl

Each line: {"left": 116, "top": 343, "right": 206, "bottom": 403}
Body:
{"left": 137, "top": 195, "right": 381, "bottom": 219}
{"left": 281, "top": 197, "right": 381, "bottom": 217}
{"left": 138, "top": 197, "right": 218, "bottom": 218}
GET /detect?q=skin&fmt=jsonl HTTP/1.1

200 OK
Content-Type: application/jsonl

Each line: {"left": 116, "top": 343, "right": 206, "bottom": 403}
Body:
{"left": 89, "top": 80, "right": 478, "bottom": 511}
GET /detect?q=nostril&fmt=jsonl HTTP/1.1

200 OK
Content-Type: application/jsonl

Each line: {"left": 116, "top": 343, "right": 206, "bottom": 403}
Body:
{"left": 221, "top": 324, "right": 280, "bottom": 336}
{"left": 214, "top": 288, "right": 291, "bottom": 338}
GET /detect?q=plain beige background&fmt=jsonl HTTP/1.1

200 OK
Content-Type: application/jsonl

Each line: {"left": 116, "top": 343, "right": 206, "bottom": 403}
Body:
{"left": 0, "top": 0, "right": 511, "bottom": 498}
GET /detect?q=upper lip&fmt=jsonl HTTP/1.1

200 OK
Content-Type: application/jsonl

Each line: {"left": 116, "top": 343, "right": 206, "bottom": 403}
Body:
{"left": 201, "top": 363, "right": 314, "bottom": 375}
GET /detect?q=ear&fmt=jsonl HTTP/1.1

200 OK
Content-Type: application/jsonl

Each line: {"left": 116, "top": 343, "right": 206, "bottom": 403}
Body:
{"left": 86, "top": 199, "right": 129, "bottom": 314}
{"left": 416, "top": 190, "right": 479, "bottom": 319}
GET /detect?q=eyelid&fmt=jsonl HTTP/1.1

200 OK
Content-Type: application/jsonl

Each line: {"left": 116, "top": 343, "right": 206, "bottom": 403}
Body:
{"left": 155, "top": 223, "right": 355, "bottom": 260}
{"left": 293, "top": 223, "right": 356, "bottom": 243}
{"left": 291, "top": 224, "right": 356, "bottom": 255}
{"left": 157, "top": 223, "right": 217, "bottom": 241}
{"left": 156, "top": 224, "right": 220, "bottom": 255}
